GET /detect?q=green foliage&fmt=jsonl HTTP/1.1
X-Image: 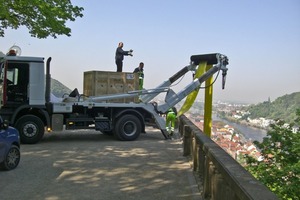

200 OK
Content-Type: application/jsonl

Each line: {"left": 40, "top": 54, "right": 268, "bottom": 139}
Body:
{"left": 246, "top": 109, "right": 300, "bottom": 200}
{"left": 0, "top": 0, "right": 84, "bottom": 38}
{"left": 218, "top": 111, "right": 226, "bottom": 118}
{"left": 247, "top": 92, "right": 300, "bottom": 124}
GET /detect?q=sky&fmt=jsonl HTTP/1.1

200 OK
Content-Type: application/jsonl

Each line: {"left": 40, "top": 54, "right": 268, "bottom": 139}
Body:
{"left": 1, "top": 0, "right": 300, "bottom": 104}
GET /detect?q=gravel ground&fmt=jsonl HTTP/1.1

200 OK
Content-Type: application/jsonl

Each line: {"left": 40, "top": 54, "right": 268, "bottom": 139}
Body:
{"left": 0, "top": 127, "right": 202, "bottom": 200}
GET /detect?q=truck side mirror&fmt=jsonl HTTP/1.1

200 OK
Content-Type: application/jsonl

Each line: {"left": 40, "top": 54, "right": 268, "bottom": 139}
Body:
{"left": 0, "top": 116, "right": 9, "bottom": 130}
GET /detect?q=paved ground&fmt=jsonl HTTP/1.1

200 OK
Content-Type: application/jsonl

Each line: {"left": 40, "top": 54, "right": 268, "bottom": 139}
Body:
{"left": 0, "top": 127, "right": 202, "bottom": 200}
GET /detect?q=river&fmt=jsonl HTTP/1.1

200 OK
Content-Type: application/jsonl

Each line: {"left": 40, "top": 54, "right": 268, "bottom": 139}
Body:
{"left": 213, "top": 116, "right": 267, "bottom": 142}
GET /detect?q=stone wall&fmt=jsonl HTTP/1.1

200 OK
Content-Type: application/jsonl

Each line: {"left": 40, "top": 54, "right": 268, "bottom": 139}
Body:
{"left": 178, "top": 115, "right": 278, "bottom": 200}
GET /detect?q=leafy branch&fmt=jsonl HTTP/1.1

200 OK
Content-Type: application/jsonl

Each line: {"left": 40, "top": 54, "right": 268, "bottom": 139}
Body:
{"left": 0, "top": 0, "right": 84, "bottom": 38}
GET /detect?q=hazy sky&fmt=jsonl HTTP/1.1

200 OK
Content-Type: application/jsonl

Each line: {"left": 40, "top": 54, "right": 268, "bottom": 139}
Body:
{"left": 1, "top": 0, "right": 299, "bottom": 104}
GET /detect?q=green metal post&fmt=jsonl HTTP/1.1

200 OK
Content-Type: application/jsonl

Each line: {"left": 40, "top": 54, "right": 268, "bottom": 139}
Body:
{"left": 203, "top": 64, "right": 213, "bottom": 137}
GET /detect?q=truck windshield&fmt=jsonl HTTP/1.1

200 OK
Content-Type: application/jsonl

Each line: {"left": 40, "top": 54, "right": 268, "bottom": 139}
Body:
{"left": 6, "top": 68, "right": 18, "bottom": 85}
{"left": 0, "top": 62, "right": 3, "bottom": 107}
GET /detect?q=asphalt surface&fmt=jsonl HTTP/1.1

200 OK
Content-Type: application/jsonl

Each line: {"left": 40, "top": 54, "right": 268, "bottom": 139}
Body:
{"left": 0, "top": 127, "right": 202, "bottom": 200}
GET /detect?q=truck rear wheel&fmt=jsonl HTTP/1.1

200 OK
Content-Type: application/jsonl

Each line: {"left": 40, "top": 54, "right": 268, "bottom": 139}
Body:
{"left": 114, "top": 114, "right": 141, "bottom": 141}
{"left": 15, "top": 115, "right": 45, "bottom": 144}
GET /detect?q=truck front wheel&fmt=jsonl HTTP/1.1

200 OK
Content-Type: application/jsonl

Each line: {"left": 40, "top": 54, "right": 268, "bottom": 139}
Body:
{"left": 15, "top": 115, "right": 45, "bottom": 144}
{"left": 114, "top": 114, "right": 141, "bottom": 141}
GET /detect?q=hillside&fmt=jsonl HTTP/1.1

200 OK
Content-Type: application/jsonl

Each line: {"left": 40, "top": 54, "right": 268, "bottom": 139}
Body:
{"left": 50, "top": 77, "right": 72, "bottom": 97}
{"left": 247, "top": 92, "right": 300, "bottom": 124}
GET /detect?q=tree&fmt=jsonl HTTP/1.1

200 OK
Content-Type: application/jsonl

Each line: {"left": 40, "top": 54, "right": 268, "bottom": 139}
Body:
{"left": 0, "top": 0, "right": 84, "bottom": 38}
{"left": 247, "top": 92, "right": 300, "bottom": 124}
{"left": 245, "top": 109, "right": 300, "bottom": 200}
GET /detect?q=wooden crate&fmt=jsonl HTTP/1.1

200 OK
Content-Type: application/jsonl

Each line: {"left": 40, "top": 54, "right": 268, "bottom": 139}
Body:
{"left": 83, "top": 71, "right": 139, "bottom": 103}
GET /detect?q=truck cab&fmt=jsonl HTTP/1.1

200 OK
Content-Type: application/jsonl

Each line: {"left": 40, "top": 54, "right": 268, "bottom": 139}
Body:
{"left": 0, "top": 54, "right": 49, "bottom": 144}
{"left": 0, "top": 56, "right": 45, "bottom": 107}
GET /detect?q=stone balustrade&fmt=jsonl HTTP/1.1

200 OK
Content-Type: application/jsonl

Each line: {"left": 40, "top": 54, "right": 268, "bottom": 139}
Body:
{"left": 178, "top": 115, "right": 278, "bottom": 200}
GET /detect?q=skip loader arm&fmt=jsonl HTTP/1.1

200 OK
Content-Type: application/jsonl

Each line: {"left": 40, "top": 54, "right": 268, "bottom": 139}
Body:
{"left": 139, "top": 63, "right": 198, "bottom": 103}
{"left": 155, "top": 53, "right": 229, "bottom": 114}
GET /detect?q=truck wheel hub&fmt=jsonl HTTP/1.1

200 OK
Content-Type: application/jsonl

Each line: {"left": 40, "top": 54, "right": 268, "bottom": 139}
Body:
{"left": 23, "top": 124, "right": 37, "bottom": 137}
{"left": 123, "top": 121, "right": 136, "bottom": 136}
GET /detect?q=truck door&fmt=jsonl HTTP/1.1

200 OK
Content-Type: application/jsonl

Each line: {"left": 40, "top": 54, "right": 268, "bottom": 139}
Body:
{"left": 5, "top": 62, "right": 29, "bottom": 104}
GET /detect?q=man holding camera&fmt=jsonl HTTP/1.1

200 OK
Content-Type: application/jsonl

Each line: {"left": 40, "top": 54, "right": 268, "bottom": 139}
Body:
{"left": 115, "top": 42, "right": 133, "bottom": 72}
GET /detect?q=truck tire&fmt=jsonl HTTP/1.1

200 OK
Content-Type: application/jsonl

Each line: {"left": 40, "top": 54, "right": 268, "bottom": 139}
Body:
{"left": 15, "top": 115, "right": 45, "bottom": 144}
{"left": 114, "top": 114, "right": 141, "bottom": 141}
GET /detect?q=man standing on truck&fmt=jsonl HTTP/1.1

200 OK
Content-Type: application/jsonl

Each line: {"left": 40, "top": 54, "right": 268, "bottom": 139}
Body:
{"left": 115, "top": 42, "right": 133, "bottom": 72}
{"left": 133, "top": 62, "right": 144, "bottom": 90}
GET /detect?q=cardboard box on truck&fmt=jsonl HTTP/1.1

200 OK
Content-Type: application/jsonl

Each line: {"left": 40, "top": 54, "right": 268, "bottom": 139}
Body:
{"left": 83, "top": 71, "right": 139, "bottom": 103}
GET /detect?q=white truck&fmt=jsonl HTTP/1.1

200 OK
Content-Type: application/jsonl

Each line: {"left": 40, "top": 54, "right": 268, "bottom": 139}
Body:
{"left": 0, "top": 50, "right": 228, "bottom": 144}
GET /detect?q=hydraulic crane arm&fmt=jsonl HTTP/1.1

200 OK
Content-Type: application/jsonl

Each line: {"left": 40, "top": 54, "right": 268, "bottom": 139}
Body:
{"left": 139, "top": 63, "right": 198, "bottom": 103}
{"left": 156, "top": 53, "right": 229, "bottom": 113}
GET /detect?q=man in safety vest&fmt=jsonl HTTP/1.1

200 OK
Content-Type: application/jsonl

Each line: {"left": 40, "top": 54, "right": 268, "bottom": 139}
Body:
{"left": 133, "top": 62, "right": 144, "bottom": 90}
{"left": 166, "top": 107, "right": 177, "bottom": 137}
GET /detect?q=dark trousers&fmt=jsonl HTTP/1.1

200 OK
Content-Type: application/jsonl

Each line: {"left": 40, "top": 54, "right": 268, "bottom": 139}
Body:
{"left": 116, "top": 59, "right": 123, "bottom": 72}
